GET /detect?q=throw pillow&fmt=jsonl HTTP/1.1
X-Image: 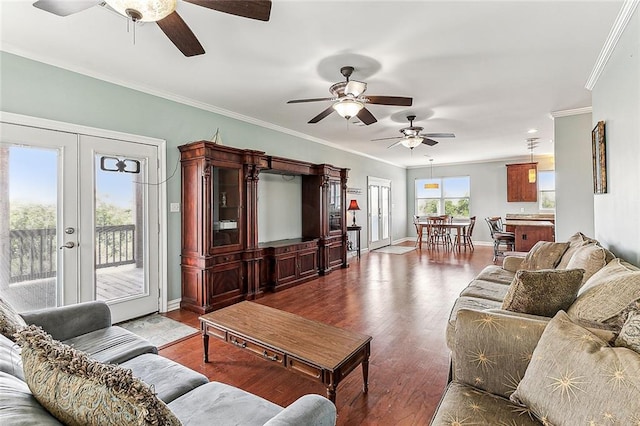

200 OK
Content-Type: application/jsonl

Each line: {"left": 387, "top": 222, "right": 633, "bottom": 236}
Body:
{"left": 15, "top": 325, "right": 181, "bottom": 426}
{"left": 510, "top": 311, "right": 640, "bottom": 425}
{"left": 565, "top": 243, "right": 609, "bottom": 284}
{"left": 501, "top": 269, "right": 584, "bottom": 317}
{"left": 0, "top": 297, "right": 27, "bottom": 341}
{"left": 519, "top": 241, "right": 569, "bottom": 271}
{"left": 556, "top": 232, "right": 591, "bottom": 269}
{"left": 615, "top": 310, "right": 640, "bottom": 353}
{"left": 567, "top": 258, "right": 640, "bottom": 328}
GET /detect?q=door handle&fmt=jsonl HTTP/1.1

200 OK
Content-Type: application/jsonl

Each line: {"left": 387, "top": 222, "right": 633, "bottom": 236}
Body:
{"left": 59, "top": 242, "right": 76, "bottom": 249}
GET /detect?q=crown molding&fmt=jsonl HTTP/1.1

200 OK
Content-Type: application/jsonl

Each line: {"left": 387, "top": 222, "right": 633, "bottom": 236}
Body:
{"left": 585, "top": 0, "right": 639, "bottom": 90}
{"left": 549, "top": 106, "right": 593, "bottom": 119}
{"left": 406, "top": 154, "right": 555, "bottom": 170}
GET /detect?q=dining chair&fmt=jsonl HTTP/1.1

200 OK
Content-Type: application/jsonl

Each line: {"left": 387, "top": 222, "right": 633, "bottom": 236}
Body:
{"left": 485, "top": 216, "right": 515, "bottom": 261}
{"left": 413, "top": 215, "right": 423, "bottom": 247}
{"left": 454, "top": 216, "right": 476, "bottom": 251}
{"left": 428, "top": 215, "right": 452, "bottom": 250}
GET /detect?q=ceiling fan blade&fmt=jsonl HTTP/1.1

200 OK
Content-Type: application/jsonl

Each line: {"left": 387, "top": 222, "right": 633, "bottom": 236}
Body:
{"left": 387, "top": 140, "right": 404, "bottom": 149}
{"left": 356, "top": 108, "right": 377, "bottom": 125}
{"left": 156, "top": 11, "right": 205, "bottom": 57}
{"left": 184, "top": 0, "right": 272, "bottom": 21}
{"left": 422, "top": 138, "right": 439, "bottom": 146}
{"left": 371, "top": 136, "right": 402, "bottom": 142}
{"left": 33, "top": 0, "right": 98, "bottom": 16}
{"left": 287, "top": 97, "right": 334, "bottom": 104}
{"left": 308, "top": 106, "right": 335, "bottom": 124}
{"left": 422, "top": 133, "right": 455, "bottom": 138}
{"left": 366, "top": 96, "right": 413, "bottom": 106}
{"left": 344, "top": 80, "right": 367, "bottom": 97}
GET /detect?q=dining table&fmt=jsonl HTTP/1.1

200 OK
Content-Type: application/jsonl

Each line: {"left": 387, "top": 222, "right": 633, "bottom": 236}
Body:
{"left": 416, "top": 220, "right": 472, "bottom": 251}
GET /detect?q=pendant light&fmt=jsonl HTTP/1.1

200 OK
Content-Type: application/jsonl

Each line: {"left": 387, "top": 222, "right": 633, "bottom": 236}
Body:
{"left": 527, "top": 138, "right": 539, "bottom": 183}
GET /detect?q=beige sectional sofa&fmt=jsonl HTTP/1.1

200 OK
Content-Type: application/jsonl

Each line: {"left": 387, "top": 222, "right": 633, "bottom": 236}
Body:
{"left": 432, "top": 232, "right": 640, "bottom": 425}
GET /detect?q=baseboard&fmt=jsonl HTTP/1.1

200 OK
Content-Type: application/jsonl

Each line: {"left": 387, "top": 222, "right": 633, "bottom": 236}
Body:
{"left": 166, "top": 298, "right": 181, "bottom": 312}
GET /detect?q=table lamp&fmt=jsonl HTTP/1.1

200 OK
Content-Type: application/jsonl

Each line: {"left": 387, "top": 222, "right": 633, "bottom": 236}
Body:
{"left": 347, "top": 200, "right": 360, "bottom": 226}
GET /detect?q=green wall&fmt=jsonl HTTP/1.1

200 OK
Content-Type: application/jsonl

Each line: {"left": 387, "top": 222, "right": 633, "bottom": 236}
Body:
{"left": 0, "top": 51, "right": 408, "bottom": 301}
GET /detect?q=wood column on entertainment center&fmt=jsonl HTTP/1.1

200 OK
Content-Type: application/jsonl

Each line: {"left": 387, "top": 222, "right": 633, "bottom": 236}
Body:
{"left": 179, "top": 141, "right": 349, "bottom": 314}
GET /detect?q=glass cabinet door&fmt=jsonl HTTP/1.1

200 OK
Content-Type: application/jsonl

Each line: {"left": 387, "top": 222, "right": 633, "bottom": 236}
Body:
{"left": 328, "top": 180, "right": 342, "bottom": 232}
{"left": 212, "top": 166, "right": 240, "bottom": 247}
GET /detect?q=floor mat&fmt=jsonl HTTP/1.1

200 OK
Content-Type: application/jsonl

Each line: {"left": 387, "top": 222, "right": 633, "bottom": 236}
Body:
{"left": 372, "top": 246, "right": 416, "bottom": 255}
{"left": 117, "top": 314, "right": 199, "bottom": 348}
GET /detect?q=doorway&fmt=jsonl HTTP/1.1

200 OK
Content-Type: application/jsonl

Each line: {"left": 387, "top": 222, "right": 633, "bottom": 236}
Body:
{"left": 0, "top": 115, "right": 166, "bottom": 323}
{"left": 368, "top": 177, "right": 391, "bottom": 250}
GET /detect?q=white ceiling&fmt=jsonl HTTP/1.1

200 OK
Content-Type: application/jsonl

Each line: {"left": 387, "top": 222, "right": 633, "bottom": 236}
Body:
{"left": 0, "top": 1, "right": 623, "bottom": 168}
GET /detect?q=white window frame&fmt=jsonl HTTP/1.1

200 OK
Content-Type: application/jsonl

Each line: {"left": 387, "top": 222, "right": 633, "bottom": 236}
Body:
{"left": 415, "top": 176, "right": 471, "bottom": 218}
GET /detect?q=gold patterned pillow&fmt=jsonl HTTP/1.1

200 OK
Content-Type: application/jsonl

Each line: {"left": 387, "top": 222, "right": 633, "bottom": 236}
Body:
{"left": 519, "top": 241, "right": 569, "bottom": 271}
{"left": 15, "top": 325, "right": 181, "bottom": 426}
{"left": 616, "top": 310, "right": 640, "bottom": 353}
{"left": 0, "top": 297, "right": 27, "bottom": 340}
{"left": 502, "top": 269, "right": 584, "bottom": 317}
{"left": 511, "top": 311, "right": 640, "bottom": 425}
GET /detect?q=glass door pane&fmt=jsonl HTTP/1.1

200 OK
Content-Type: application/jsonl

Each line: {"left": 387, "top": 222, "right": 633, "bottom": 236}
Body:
{"left": 94, "top": 154, "right": 145, "bottom": 302}
{"left": 213, "top": 166, "right": 240, "bottom": 247}
{"left": 370, "top": 185, "right": 380, "bottom": 242}
{"left": 0, "top": 146, "right": 58, "bottom": 311}
{"left": 381, "top": 186, "right": 390, "bottom": 240}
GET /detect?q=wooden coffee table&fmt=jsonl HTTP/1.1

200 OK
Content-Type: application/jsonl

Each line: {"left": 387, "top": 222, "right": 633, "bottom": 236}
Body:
{"left": 199, "top": 301, "right": 372, "bottom": 402}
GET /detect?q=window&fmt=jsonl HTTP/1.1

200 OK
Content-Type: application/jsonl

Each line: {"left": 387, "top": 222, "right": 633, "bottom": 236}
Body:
{"left": 415, "top": 176, "right": 470, "bottom": 218}
{"left": 538, "top": 171, "right": 555, "bottom": 210}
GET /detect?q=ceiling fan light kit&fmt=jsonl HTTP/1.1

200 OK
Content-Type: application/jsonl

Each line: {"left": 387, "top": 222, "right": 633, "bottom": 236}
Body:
{"left": 105, "top": 0, "right": 176, "bottom": 22}
{"left": 333, "top": 98, "right": 364, "bottom": 120}
{"left": 401, "top": 135, "right": 424, "bottom": 149}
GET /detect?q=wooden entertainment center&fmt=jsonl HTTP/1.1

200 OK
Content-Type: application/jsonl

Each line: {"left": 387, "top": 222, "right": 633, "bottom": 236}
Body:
{"left": 179, "top": 141, "right": 349, "bottom": 314}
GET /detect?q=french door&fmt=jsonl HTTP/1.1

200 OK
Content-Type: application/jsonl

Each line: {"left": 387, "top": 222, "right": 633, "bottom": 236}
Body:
{"left": 368, "top": 177, "right": 391, "bottom": 250}
{"left": 0, "top": 119, "right": 163, "bottom": 323}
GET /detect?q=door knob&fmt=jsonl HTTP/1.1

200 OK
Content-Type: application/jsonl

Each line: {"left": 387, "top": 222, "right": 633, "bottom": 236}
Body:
{"left": 59, "top": 242, "right": 75, "bottom": 249}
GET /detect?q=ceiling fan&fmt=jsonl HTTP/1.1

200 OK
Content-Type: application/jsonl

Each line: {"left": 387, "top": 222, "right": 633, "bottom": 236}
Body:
{"left": 372, "top": 115, "right": 455, "bottom": 150}
{"left": 287, "top": 66, "right": 413, "bottom": 125}
{"left": 32, "top": 0, "right": 272, "bottom": 57}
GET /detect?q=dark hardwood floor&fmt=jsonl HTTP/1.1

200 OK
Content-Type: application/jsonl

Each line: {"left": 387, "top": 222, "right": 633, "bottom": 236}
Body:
{"left": 161, "top": 244, "right": 495, "bottom": 425}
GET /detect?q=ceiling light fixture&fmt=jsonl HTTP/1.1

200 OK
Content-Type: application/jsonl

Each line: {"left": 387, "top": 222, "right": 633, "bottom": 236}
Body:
{"left": 105, "top": 0, "right": 176, "bottom": 22}
{"left": 527, "top": 128, "right": 538, "bottom": 134}
{"left": 400, "top": 135, "right": 424, "bottom": 149}
{"left": 332, "top": 98, "right": 364, "bottom": 120}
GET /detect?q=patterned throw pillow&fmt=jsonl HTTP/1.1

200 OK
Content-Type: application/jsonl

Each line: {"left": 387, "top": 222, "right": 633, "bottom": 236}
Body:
{"left": 568, "top": 259, "right": 640, "bottom": 328}
{"left": 0, "top": 297, "right": 27, "bottom": 340}
{"left": 519, "top": 241, "right": 569, "bottom": 271}
{"left": 511, "top": 311, "right": 640, "bottom": 425}
{"left": 615, "top": 310, "right": 640, "bottom": 353}
{"left": 502, "top": 269, "right": 584, "bottom": 317}
{"left": 15, "top": 325, "right": 181, "bottom": 426}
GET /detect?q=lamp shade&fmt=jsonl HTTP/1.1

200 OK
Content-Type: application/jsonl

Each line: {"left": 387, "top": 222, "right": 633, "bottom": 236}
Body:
{"left": 348, "top": 199, "right": 361, "bottom": 211}
{"left": 105, "top": 0, "right": 176, "bottom": 21}
{"left": 400, "top": 136, "right": 424, "bottom": 149}
{"left": 333, "top": 99, "right": 364, "bottom": 119}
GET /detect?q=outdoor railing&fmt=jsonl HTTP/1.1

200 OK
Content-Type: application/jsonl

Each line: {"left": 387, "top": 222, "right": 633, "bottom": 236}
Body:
{"left": 9, "top": 225, "right": 135, "bottom": 283}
